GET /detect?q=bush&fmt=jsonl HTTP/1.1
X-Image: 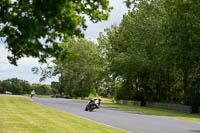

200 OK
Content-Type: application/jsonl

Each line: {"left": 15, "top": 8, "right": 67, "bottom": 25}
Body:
{"left": 184, "top": 74, "right": 200, "bottom": 113}
{"left": 32, "top": 84, "right": 53, "bottom": 95}
{"left": 88, "top": 92, "right": 99, "bottom": 99}
{"left": 115, "top": 87, "right": 134, "bottom": 101}
{"left": 0, "top": 78, "right": 32, "bottom": 95}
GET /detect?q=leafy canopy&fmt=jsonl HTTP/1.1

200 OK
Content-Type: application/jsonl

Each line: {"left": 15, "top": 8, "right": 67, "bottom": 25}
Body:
{"left": 56, "top": 38, "right": 105, "bottom": 97}
{"left": 0, "top": 0, "right": 112, "bottom": 65}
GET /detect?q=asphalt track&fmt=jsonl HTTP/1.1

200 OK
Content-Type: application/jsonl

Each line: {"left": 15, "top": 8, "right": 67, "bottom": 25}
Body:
{"left": 32, "top": 97, "right": 200, "bottom": 133}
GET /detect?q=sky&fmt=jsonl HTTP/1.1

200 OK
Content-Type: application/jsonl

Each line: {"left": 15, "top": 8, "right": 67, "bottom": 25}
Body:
{"left": 0, "top": 0, "right": 129, "bottom": 84}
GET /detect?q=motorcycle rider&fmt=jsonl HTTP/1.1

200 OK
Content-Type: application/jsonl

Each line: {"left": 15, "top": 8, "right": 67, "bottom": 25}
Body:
{"left": 85, "top": 98, "right": 101, "bottom": 111}
{"left": 94, "top": 98, "right": 101, "bottom": 108}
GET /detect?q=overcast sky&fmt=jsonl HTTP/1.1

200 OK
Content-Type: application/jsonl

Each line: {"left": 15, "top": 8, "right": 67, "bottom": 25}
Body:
{"left": 0, "top": 0, "right": 129, "bottom": 84}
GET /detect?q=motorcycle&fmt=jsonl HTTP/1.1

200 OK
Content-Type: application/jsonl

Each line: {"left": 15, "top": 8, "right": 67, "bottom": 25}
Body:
{"left": 85, "top": 98, "right": 101, "bottom": 111}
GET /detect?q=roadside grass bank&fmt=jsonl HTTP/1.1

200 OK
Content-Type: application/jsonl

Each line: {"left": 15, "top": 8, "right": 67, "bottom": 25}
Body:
{"left": 72, "top": 97, "right": 200, "bottom": 123}
{"left": 71, "top": 97, "right": 115, "bottom": 103}
{"left": 23, "top": 94, "right": 51, "bottom": 98}
{"left": 103, "top": 102, "right": 200, "bottom": 123}
{"left": 0, "top": 95, "right": 129, "bottom": 133}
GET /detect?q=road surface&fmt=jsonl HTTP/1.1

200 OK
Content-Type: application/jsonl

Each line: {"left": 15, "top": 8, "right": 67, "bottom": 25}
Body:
{"left": 32, "top": 97, "right": 200, "bottom": 133}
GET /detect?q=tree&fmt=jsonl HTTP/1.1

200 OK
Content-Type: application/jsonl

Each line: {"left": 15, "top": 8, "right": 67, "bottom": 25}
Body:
{"left": 98, "top": 0, "right": 168, "bottom": 102}
{"left": 0, "top": 78, "right": 32, "bottom": 94}
{"left": 32, "top": 83, "right": 53, "bottom": 95}
{"left": 0, "top": 0, "right": 112, "bottom": 65}
{"left": 54, "top": 38, "right": 105, "bottom": 97}
{"left": 163, "top": 0, "right": 200, "bottom": 112}
{"left": 51, "top": 81, "right": 60, "bottom": 94}
{"left": 20, "top": 80, "right": 32, "bottom": 94}
{"left": 98, "top": 0, "right": 200, "bottom": 112}
{"left": 0, "top": 80, "right": 11, "bottom": 93}
{"left": 0, "top": 80, "right": 3, "bottom": 93}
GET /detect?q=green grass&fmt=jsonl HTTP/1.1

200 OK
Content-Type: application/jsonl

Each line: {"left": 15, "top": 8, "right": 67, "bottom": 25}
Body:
{"left": 72, "top": 97, "right": 115, "bottom": 103}
{"left": 74, "top": 97, "right": 200, "bottom": 123}
{"left": 23, "top": 94, "right": 51, "bottom": 98}
{"left": 0, "top": 95, "right": 129, "bottom": 133}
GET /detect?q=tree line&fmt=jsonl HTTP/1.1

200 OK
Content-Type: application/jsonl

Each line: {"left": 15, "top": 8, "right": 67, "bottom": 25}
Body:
{"left": 0, "top": 78, "right": 55, "bottom": 95}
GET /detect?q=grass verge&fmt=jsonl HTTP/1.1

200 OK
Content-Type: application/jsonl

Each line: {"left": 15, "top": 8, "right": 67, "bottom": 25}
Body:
{"left": 23, "top": 94, "right": 51, "bottom": 98}
{"left": 103, "top": 103, "right": 200, "bottom": 123}
{"left": 0, "top": 95, "right": 129, "bottom": 133}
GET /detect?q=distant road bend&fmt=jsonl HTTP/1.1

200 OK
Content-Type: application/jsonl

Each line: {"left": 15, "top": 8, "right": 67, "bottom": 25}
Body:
{"left": 32, "top": 97, "right": 200, "bottom": 133}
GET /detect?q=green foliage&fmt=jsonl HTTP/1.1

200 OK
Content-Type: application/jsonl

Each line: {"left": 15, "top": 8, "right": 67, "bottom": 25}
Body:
{"left": 51, "top": 38, "right": 105, "bottom": 97}
{"left": 32, "top": 84, "right": 53, "bottom": 95}
{"left": 0, "top": 0, "right": 112, "bottom": 65}
{"left": 98, "top": 0, "right": 200, "bottom": 112}
{"left": 0, "top": 78, "right": 32, "bottom": 94}
{"left": 115, "top": 80, "right": 135, "bottom": 101}
{"left": 98, "top": 88, "right": 111, "bottom": 98}
{"left": 184, "top": 73, "right": 200, "bottom": 112}
{"left": 51, "top": 81, "right": 60, "bottom": 94}
{"left": 0, "top": 78, "right": 54, "bottom": 95}
{"left": 88, "top": 92, "right": 99, "bottom": 99}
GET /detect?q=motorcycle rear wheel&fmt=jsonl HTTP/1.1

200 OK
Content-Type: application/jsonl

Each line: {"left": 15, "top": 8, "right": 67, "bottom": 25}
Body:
{"left": 89, "top": 105, "right": 95, "bottom": 111}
